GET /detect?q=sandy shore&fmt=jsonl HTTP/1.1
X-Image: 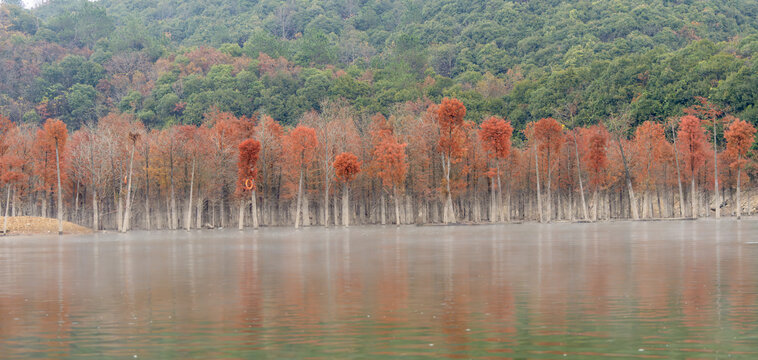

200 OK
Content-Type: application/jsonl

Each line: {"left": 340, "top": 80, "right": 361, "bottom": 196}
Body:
{"left": 0, "top": 216, "right": 92, "bottom": 235}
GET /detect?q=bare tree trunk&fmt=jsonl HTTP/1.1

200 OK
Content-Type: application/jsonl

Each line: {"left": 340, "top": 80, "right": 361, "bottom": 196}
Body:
{"left": 121, "top": 142, "right": 136, "bottom": 233}
{"left": 295, "top": 170, "right": 303, "bottom": 229}
{"left": 616, "top": 138, "right": 639, "bottom": 220}
{"left": 443, "top": 155, "right": 455, "bottom": 223}
{"left": 196, "top": 198, "right": 203, "bottom": 228}
{"left": 671, "top": 121, "right": 686, "bottom": 217}
{"left": 572, "top": 133, "right": 589, "bottom": 220}
{"left": 3, "top": 184, "right": 10, "bottom": 235}
{"left": 736, "top": 158, "right": 742, "bottom": 220}
{"left": 238, "top": 199, "right": 244, "bottom": 230}
{"left": 691, "top": 177, "right": 697, "bottom": 219}
{"left": 534, "top": 145, "right": 544, "bottom": 223}
{"left": 380, "top": 192, "right": 386, "bottom": 225}
{"left": 185, "top": 158, "right": 195, "bottom": 231}
{"left": 490, "top": 173, "right": 497, "bottom": 222}
{"left": 593, "top": 189, "right": 598, "bottom": 221}
{"left": 252, "top": 190, "right": 259, "bottom": 229}
{"left": 394, "top": 186, "right": 401, "bottom": 225}
{"left": 55, "top": 141, "right": 64, "bottom": 234}
{"left": 145, "top": 143, "right": 151, "bottom": 230}
{"left": 546, "top": 150, "right": 553, "bottom": 223}
{"left": 713, "top": 126, "right": 720, "bottom": 218}
{"left": 92, "top": 189, "right": 98, "bottom": 231}
{"left": 342, "top": 183, "right": 349, "bottom": 227}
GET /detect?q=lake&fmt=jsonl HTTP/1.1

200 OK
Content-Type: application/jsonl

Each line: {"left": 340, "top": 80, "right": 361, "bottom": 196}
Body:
{"left": 1, "top": 220, "right": 757, "bottom": 358}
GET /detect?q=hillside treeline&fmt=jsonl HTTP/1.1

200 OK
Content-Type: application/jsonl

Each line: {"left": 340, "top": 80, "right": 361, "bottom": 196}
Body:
{"left": 0, "top": 96, "right": 755, "bottom": 231}
{"left": 1, "top": 0, "right": 757, "bottom": 130}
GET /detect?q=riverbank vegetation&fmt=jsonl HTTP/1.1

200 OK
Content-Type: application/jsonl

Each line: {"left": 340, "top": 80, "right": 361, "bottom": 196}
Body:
{"left": 1, "top": 0, "right": 757, "bottom": 230}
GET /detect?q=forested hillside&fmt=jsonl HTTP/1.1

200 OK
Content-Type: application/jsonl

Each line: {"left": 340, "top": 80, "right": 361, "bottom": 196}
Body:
{"left": 2, "top": 0, "right": 758, "bottom": 129}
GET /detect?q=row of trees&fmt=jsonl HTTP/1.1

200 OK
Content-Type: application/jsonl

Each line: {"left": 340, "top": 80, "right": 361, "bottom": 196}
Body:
{"left": 0, "top": 96, "right": 755, "bottom": 232}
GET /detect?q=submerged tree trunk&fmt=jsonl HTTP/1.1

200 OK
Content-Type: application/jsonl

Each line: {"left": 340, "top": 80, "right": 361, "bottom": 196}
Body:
{"left": 616, "top": 138, "right": 639, "bottom": 220}
{"left": 252, "top": 189, "right": 259, "bottom": 229}
{"left": 736, "top": 158, "right": 742, "bottom": 220}
{"left": 3, "top": 184, "right": 10, "bottom": 235}
{"left": 121, "top": 141, "right": 136, "bottom": 233}
{"left": 185, "top": 158, "right": 195, "bottom": 231}
{"left": 691, "top": 177, "right": 697, "bottom": 219}
{"left": 295, "top": 169, "right": 304, "bottom": 229}
{"left": 92, "top": 189, "right": 98, "bottom": 231}
{"left": 392, "top": 186, "right": 400, "bottom": 225}
{"left": 534, "top": 145, "right": 544, "bottom": 223}
{"left": 238, "top": 199, "right": 244, "bottom": 230}
{"left": 572, "top": 132, "right": 589, "bottom": 220}
{"left": 55, "top": 140, "right": 63, "bottom": 235}
{"left": 342, "top": 183, "right": 350, "bottom": 227}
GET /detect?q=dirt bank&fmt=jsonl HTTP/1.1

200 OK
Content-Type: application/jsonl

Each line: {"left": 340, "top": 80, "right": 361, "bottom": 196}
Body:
{"left": 0, "top": 216, "right": 92, "bottom": 235}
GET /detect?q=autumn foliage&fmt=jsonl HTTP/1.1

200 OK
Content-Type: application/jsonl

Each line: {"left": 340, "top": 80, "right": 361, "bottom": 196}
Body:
{"left": 333, "top": 152, "right": 361, "bottom": 183}
{"left": 236, "top": 138, "right": 261, "bottom": 196}
{"left": 479, "top": 116, "right": 513, "bottom": 159}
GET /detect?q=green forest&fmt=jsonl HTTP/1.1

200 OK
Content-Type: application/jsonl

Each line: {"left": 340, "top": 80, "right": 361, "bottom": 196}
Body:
{"left": 2, "top": 0, "right": 757, "bottom": 131}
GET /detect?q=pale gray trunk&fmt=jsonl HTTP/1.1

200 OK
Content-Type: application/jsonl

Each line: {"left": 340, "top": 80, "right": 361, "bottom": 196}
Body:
{"left": 196, "top": 198, "right": 202, "bottom": 228}
{"left": 380, "top": 192, "right": 386, "bottom": 225}
{"left": 185, "top": 158, "right": 195, "bottom": 231}
{"left": 238, "top": 200, "right": 244, "bottom": 230}
{"left": 572, "top": 133, "right": 589, "bottom": 220}
{"left": 736, "top": 159, "right": 742, "bottom": 220}
{"left": 3, "top": 184, "right": 10, "bottom": 235}
{"left": 55, "top": 141, "right": 63, "bottom": 234}
{"left": 295, "top": 170, "right": 303, "bottom": 228}
{"left": 121, "top": 143, "right": 136, "bottom": 232}
{"left": 713, "top": 126, "right": 720, "bottom": 218}
{"left": 534, "top": 145, "right": 544, "bottom": 223}
{"left": 252, "top": 190, "right": 259, "bottom": 229}
{"left": 92, "top": 189, "right": 98, "bottom": 231}
{"left": 671, "top": 121, "right": 685, "bottom": 217}
{"left": 616, "top": 138, "right": 639, "bottom": 220}
{"left": 342, "top": 183, "right": 350, "bottom": 227}
{"left": 691, "top": 177, "right": 697, "bottom": 218}
{"left": 394, "top": 186, "right": 401, "bottom": 225}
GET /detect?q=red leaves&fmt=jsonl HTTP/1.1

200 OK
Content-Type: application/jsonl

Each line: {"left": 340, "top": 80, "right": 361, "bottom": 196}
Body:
{"left": 236, "top": 138, "right": 261, "bottom": 195}
{"left": 584, "top": 125, "right": 609, "bottom": 187}
{"left": 534, "top": 117, "right": 564, "bottom": 154}
{"left": 333, "top": 152, "right": 361, "bottom": 183}
{"left": 40, "top": 118, "right": 68, "bottom": 147}
{"left": 677, "top": 115, "right": 708, "bottom": 177}
{"left": 436, "top": 97, "right": 467, "bottom": 158}
{"left": 286, "top": 125, "right": 318, "bottom": 168}
{"left": 479, "top": 116, "right": 513, "bottom": 159}
{"left": 373, "top": 133, "right": 408, "bottom": 190}
{"left": 724, "top": 119, "right": 756, "bottom": 167}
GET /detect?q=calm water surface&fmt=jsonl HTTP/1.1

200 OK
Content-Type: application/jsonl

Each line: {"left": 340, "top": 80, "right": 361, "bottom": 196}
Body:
{"left": 1, "top": 220, "right": 758, "bottom": 359}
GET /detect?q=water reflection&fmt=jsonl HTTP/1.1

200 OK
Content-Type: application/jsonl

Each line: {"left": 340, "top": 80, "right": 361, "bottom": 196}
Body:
{"left": 1, "top": 221, "right": 757, "bottom": 358}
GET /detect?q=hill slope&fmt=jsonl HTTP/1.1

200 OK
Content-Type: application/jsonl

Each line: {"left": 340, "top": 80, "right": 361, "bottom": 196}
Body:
{"left": 1, "top": 0, "right": 757, "bottom": 128}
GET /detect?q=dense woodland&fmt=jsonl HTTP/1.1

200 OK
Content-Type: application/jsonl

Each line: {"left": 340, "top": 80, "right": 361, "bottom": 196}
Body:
{"left": 1, "top": 0, "right": 758, "bottom": 230}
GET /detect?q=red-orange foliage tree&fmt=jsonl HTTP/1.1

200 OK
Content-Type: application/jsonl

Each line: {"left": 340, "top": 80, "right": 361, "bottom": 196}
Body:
{"left": 534, "top": 117, "right": 564, "bottom": 222}
{"left": 333, "top": 152, "right": 361, "bottom": 226}
{"left": 685, "top": 97, "right": 726, "bottom": 217}
{"left": 677, "top": 115, "right": 708, "bottom": 218}
{"left": 436, "top": 97, "right": 466, "bottom": 223}
{"left": 237, "top": 138, "right": 261, "bottom": 229}
{"left": 632, "top": 121, "right": 669, "bottom": 218}
{"left": 0, "top": 116, "right": 23, "bottom": 234}
{"left": 39, "top": 118, "right": 68, "bottom": 234}
{"left": 724, "top": 119, "right": 756, "bottom": 219}
{"left": 374, "top": 133, "right": 408, "bottom": 225}
{"left": 583, "top": 125, "right": 609, "bottom": 220}
{"left": 286, "top": 125, "right": 318, "bottom": 228}
{"left": 479, "top": 116, "right": 513, "bottom": 222}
